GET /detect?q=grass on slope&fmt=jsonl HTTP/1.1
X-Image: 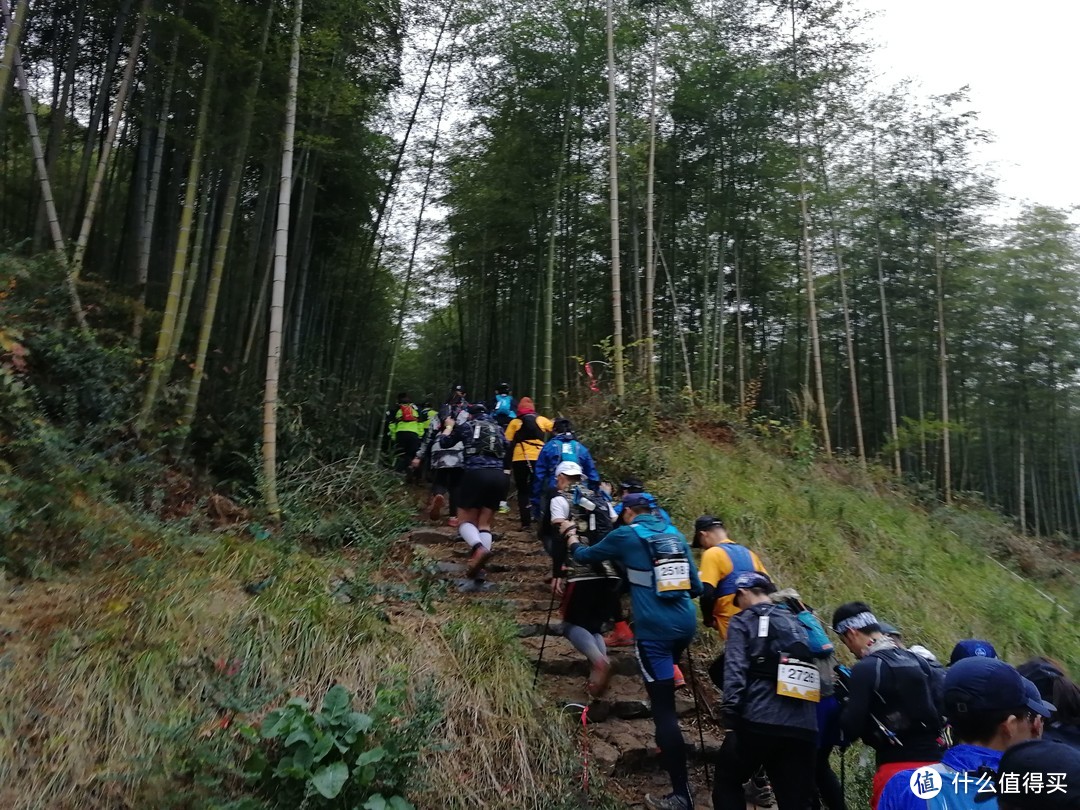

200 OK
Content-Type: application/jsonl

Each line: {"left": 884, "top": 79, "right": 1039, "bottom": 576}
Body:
{"left": 654, "top": 428, "right": 1080, "bottom": 669}
{"left": 0, "top": 505, "right": 590, "bottom": 809}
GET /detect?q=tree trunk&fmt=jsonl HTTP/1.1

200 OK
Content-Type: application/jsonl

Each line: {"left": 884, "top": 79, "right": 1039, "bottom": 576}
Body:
{"left": 1018, "top": 433, "right": 1026, "bottom": 535}
{"left": 69, "top": 0, "right": 147, "bottom": 287}
{"left": 169, "top": 172, "right": 215, "bottom": 361}
{"left": 604, "top": 0, "right": 625, "bottom": 397}
{"left": 381, "top": 50, "right": 452, "bottom": 433}
{"left": 136, "top": 47, "right": 215, "bottom": 433}
{"left": 658, "top": 248, "right": 693, "bottom": 397}
{"left": 133, "top": 24, "right": 181, "bottom": 340}
{"left": 934, "top": 225, "right": 952, "bottom": 503}
{"left": 262, "top": 0, "right": 302, "bottom": 516}
{"left": 0, "top": 0, "right": 29, "bottom": 118}
{"left": 642, "top": 5, "right": 660, "bottom": 400}
{"left": 790, "top": 1, "right": 830, "bottom": 455}
{"left": 871, "top": 130, "right": 901, "bottom": 475}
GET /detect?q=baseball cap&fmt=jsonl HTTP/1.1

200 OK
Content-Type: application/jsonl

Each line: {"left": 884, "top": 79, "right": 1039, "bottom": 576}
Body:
{"left": 733, "top": 571, "right": 776, "bottom": 594}
{"left": 991, "top": 740, "right": 1080, "bottom": 810}
{"left": 467, "top": 403, "right": 487, "bottom": 415}
{"left": 878, "top": 621, "right": 902, "bottom": 638}
{"left": 452, "top": 383, "right": 466, "bottom": 392}
{"left": 1017, "top": 658, "right": 1065, "bottom": 703}
{"left": 619, "top": 477, "right": 646, "bottom": 493}
{"left": 949, "top": 639, "right": 998, "bottom": 666}
{"left": 556, "top": 461, "right": 583, "bottom": 478}
{"left": 692, "top": 515, "right": 725, "bottom": 547}
{"left": 944, "top": 657, "right": 1054, "bottom": 720}
{"left": 621, "top": 492, "right": 651, "bottom": 510}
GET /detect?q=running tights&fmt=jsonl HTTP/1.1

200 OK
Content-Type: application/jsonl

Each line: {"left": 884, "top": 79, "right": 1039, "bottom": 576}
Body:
{"left": 644, "top": 678, "right": 692, "bottom": 807}
{"left": 563, "top": 623, "right": 607, "bottom": 666}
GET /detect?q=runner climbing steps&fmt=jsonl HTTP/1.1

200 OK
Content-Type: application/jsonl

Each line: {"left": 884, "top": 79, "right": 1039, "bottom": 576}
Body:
{"left": 401, "top": 514, "right": 727, "bottom": 806}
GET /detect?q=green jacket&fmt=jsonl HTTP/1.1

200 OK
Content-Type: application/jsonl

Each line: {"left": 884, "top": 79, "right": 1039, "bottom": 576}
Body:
{"left": 388, "top": 404, "right": 426, "bottom": 438}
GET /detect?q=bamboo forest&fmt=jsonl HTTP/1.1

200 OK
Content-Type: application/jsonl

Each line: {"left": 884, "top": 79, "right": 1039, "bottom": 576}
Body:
{"left": 1, "top": 0, "right": 1079, "bottom": 530}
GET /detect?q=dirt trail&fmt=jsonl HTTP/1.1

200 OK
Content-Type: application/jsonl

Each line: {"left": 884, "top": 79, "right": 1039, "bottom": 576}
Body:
{"left": 403, "top": 506, "right": 726, "bottom": 808}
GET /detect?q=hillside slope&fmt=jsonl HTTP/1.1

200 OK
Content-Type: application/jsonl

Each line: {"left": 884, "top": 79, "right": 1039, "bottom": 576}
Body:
{"left": 3, "top": 417, "right": 1078, "bottom": 809}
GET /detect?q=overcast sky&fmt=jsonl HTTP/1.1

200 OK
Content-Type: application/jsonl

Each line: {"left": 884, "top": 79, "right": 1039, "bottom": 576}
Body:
{"left": 856, "top": 0, "right": 1080, "bottom": 218}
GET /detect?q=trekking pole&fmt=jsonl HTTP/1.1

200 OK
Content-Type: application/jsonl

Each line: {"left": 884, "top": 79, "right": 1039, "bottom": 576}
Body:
{"left": 685, "top": 644, "right": 711, "bottom": 787}
{"left": 533, "top": 581, "right": 558, "bottom": 687}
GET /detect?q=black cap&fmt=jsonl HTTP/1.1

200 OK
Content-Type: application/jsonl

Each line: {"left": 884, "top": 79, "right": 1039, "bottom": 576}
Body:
{"left": 733, "top": 571, "right": 777, "bottom": 594}
{"left": 692, "top": 515, "right": 725, "bottom": 547}
{"left": 452, "top": 383, "right": 466, "bottom": 393}
{"left": 619, "top": 477, "right": 646, "bottom": 493}
{"left": 981, "top": 740, "right": 1080, "bottom": 809}
{"left": 878, "top": 621, "right": 902, "bottom": 638}
{"left": 468, "top": 403, "right": 487, "bottom": 415}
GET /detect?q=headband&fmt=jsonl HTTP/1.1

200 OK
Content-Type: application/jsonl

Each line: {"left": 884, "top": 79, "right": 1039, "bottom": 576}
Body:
{"left": 834, "top": 611, "right": 878, "bottom": 635}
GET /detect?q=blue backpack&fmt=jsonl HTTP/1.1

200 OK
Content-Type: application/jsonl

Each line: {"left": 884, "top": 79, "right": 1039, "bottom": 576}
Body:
{"left": 494, "top": 393, "right": 516, "bottom": 419}
{"left": 779, "top": 596, "right": 834, "bottom": 658}
{"left": 627, "top": 524, "right": 693, "bottom": 600}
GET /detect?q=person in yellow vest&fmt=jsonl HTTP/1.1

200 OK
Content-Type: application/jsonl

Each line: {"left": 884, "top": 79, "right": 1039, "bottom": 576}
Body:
{"left": 388, "top": 392, "right": 425, "bottom": 479}
{"left": 694, "top": 515, "right": 768, "bottom": 641}
{"left": 503, "top": 396, "right": 553, "bottom": 531}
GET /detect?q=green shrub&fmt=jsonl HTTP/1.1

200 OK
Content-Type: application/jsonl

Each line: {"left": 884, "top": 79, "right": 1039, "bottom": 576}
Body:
{"left": 240, "top": 681, "right": 442, "bottom": 809}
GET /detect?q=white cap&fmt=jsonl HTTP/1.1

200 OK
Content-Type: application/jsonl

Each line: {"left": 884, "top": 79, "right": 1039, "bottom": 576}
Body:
{"left": 556, "top": 461, "right": 583, "bottom": 478}
{"left": 910, "top": 644, "right": 939, "bottom": 663}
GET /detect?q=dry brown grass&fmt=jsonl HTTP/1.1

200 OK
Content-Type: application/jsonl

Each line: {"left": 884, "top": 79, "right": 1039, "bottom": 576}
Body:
{"left": 0, "top": 537, "right": 587, "bottom": 809}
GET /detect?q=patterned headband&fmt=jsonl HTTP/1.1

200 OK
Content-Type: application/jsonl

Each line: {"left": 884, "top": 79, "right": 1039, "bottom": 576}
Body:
{"left": 834, "top": 611, "right": 878, "bottom": 635}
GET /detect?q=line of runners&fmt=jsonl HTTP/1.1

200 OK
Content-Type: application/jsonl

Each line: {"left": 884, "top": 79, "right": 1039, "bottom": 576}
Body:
{"left": 393, "top": 386, "right": 1080, "bottom": 810}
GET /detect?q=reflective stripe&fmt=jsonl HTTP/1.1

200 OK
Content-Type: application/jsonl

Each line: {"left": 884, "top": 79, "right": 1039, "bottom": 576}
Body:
{"left": 627, "top": 568, "right": 653, "bottom": 588}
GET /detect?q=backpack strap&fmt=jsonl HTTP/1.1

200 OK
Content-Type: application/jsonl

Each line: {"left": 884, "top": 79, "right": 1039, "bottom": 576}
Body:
{"left": 626, "top": 523, "right": 683, "bottom": 589}
{"left": 717, "top": 544, "right": 757, "bottom": 596}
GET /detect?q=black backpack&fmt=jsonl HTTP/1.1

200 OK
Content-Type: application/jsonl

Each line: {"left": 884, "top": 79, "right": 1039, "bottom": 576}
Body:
{"left": 568, "top": 485, "right": 614, "bottom": 544}
{"left": 466, "top": 418, "right": 507, "bottom": 459}
{"left": 515, "top": 413, "right": 544, "bottom": 441}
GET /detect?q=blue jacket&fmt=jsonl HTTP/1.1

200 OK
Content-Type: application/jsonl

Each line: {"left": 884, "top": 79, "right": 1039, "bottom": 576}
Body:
{"left": 571, "top": 514, "right": 701, "bottom": 642}
{"left": 879, "top": 745, "right": 1003, "bottom": 810}
{"left": 531, "top": 433, "right": 600, "bottom": 514}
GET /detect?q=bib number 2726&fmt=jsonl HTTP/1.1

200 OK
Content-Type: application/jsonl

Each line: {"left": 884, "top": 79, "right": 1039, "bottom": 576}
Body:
{"left": 776, "top": 658, "right": 821, "bottom": 703}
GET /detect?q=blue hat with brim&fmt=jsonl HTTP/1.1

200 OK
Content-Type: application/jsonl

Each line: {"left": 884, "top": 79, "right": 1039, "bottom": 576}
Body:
{"left": 949, "top": 638, "right": 998, "bottom": 666}
{"left": 945, "top": 657, "right": 1054, "bottom": 720}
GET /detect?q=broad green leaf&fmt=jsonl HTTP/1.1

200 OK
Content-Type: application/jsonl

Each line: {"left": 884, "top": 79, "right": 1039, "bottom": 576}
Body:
{"left": 356, "top": 746, "right": 386, "bottom": 767}
{"left": 387, "top": 796, "right": 415, "bottom": 810}
{"left": 311, "top": 761, "right": 349, "bottom": 799}
{"left": 311, "top": 732, "right": 335, "bottom": 762}
{"left": 321, "top": 684, "right": 351, "bottom": 720}
{"left": 363, "top": 796, "right": 387, "bottom": 810}
{"left": 284, "top": 724, "right": 316, "bottom": 748}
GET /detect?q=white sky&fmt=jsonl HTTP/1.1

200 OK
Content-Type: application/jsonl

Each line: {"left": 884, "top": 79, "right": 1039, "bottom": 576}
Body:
{"left": 857, "top": 0, "right": 1080, "bottom": 218}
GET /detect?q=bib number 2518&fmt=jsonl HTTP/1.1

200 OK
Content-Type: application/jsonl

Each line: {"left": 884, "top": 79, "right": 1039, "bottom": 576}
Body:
{"left": 655, "top": 561, "right": 690, "bottom": 593}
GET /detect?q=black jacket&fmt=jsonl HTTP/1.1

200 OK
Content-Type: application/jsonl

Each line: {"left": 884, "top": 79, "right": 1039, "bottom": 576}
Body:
{"left": 722, "top": 602, "right": 818, "bottom": 742}
{"left": 839, "top": 638, "right": 945, "bottom": 765}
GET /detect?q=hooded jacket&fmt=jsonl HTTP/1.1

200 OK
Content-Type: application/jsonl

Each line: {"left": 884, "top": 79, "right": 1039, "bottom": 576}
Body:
{"left": 722, "top": 601, "right": 819, "bottom": 742}
{"left": 531, "top": 433, "right": 600, "bottom": 514}
{"left": 571, "top": 514, "right": 701, "bottom": 642}
{"left": 878, "top": 744, "right": 1003, "bottom": 810}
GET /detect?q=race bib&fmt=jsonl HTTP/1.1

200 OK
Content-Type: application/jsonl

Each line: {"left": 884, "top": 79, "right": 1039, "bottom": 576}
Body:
{"left": 776, "top": 656, "right": 821, "bottom": 702}
{"left": 655, "top": 560, "right": 691, "bottom": 593}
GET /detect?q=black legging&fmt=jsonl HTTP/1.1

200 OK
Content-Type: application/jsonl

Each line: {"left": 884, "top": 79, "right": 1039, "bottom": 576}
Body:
{"left": 644, "top": 678, "right": 692, "bottom": 806}
{"left": 713, "top": 729, "right": 817, "bottom": 810}
{"left": 813, "top": 746, "right": 847, "bottom": 810}
{"left": 512, "top": 460, "right": 534, "bottom": 526}
{"left": 432, "top": 467, "right": 463, "bottom": 517}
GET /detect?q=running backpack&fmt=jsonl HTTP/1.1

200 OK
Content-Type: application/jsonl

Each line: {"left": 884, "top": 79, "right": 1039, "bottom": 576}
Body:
{"left": 467, "top": 418, "right": 507, "bottom": 459}
{"left": 569, "top": 485, "right": 614, "bottom": 544}
{"left": 494, "top": 393, "right": 516, "bottom": 419}
{"left": 778, "top": 596, "right": 834, "bottom": 658}
{"left": 628, "top": 524, "right": 692, "bottom": 600}
{"left": 746, "top": 605, "right": 819, "bottom": 703}
{"left": 398, "top": 404, "right": 417, "bottom": 422}
{"left": 557, "top": 438, "right": 581, "bottom": 463}
{"left": 513, "top": 413, "right": 545, "bottom": 445}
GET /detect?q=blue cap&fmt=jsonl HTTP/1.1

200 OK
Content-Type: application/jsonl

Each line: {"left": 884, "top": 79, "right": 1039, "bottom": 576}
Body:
{"left": 621, "top": 493, "right": 651, "bottom": 509}
{"left": 949, "top": 638, "right": 998, "bottom": 665}
{"left": 945, "top": 658, "right": 1053, "bottom": 719}
{"left": 733, "top": 571, "right": 776, "bottom": 594}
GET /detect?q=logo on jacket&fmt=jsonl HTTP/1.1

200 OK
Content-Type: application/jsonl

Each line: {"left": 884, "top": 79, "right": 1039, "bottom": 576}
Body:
{"left": 910, "top": 767, "right": 943, "bottom": 799}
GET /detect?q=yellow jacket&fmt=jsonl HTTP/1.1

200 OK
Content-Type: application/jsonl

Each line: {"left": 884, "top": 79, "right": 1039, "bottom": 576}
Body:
{"left": 505, "top": 414, "right": 553, "bottom": 462}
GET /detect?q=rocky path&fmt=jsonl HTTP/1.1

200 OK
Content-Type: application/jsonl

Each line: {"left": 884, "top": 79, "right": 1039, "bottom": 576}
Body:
{"left": 404, "top": 509, "right": 726, "bottom": 808}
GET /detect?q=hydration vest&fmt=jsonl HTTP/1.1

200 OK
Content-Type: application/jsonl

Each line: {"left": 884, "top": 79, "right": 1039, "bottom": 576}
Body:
{"left": 561, "top": 486, "right": 618, "bottom": 583}
{"left": 494, "top": 393, "right": 516, "bottom": 419}
{"left": 716, "top": 543, "right": 760, "bottom": 597}
{"left": 626, "top": 523, "right": 692, "bottom": 600}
